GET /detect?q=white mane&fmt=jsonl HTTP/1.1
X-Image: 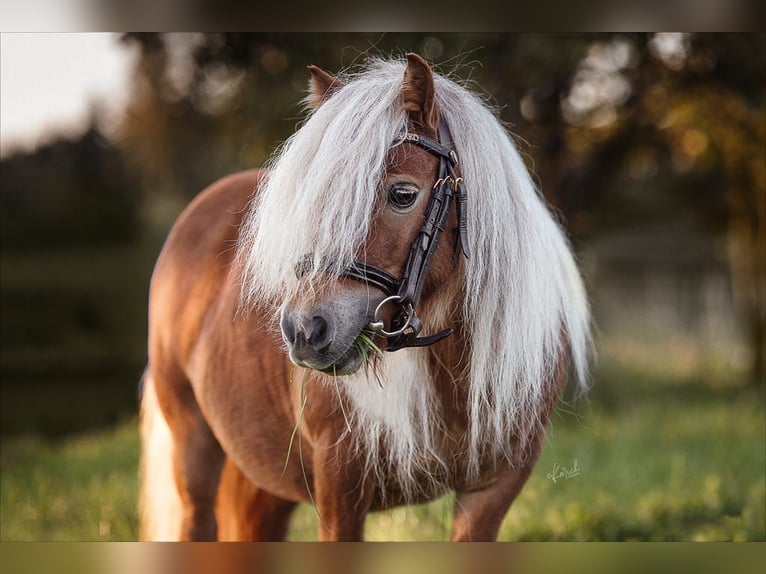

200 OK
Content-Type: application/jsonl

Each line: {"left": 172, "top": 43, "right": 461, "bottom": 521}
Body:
{"left": 236, "top": 58, "right": 591, "bottom": 493}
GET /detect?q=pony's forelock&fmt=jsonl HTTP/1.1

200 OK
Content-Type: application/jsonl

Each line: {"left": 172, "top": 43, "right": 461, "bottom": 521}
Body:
{"left": 236, "top": 57, "right": 591, "bottom": 494}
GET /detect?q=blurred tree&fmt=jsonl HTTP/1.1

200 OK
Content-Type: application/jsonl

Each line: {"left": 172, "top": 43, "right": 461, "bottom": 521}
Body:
{"left": 1, "top": 125, "right": 140, "bottom": 248}
{"left": 542, "top": 33, "right": 765, "bottom": 384}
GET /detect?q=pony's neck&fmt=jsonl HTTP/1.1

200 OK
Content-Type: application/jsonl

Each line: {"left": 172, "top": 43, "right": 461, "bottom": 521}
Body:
{"left": 420, "top": 273, "right": 471, "bottom": 440}
{"left": 426, "top": 324, "right": 470, "bottom": 435}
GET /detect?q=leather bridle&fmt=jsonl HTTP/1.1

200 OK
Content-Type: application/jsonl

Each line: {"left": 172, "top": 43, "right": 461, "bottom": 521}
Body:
{"left": 297, "top": 116, "right": 470, "bottom": 352}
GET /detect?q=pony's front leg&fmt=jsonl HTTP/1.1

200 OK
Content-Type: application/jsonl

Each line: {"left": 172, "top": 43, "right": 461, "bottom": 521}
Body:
{"left": 311, "top": 441, "right": 373, "bottom": 541}
{"left": 155, "top": 372, "right": 225, "bottom": 541}
{"left": 451, "top": 462, "right": 536, "bottom": 542}
{"left": 171, "top": 410, "right": 225, "bottom": 541}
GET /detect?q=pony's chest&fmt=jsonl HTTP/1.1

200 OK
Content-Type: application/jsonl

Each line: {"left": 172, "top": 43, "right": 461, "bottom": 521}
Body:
{"left": 339, "top": 350, "right": 481, "bottom": 502}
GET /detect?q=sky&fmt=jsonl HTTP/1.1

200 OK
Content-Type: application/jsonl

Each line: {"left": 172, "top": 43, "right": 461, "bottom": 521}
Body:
{"left": 0, "top": 33, "right": 136, "bottom": 156}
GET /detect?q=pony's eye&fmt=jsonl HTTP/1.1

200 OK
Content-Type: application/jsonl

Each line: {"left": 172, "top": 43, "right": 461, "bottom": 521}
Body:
{"left": 387, "top": 185, "right": 418, "bottom": 211}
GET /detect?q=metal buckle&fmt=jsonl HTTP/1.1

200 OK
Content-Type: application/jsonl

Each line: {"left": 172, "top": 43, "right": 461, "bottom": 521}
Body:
{"left": 367, "top": 295, "right": 415, "bottom": 337}
{"left": 433, "top": 176, "right": 455, "bottom": 190}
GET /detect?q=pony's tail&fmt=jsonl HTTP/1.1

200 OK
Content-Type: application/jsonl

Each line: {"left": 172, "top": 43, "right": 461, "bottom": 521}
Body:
{"left": 138, "top": 369, "right": 182, "bottom": 541}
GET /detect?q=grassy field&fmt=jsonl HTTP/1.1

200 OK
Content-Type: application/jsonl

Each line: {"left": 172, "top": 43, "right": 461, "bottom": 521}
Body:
{"left": 1, "top": 356, "right": 764, "bottom": 541}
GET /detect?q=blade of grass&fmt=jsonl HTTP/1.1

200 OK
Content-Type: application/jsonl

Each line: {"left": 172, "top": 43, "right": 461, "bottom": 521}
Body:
{"left": 357, "top": 330, "right": 384, "bottom": 358}
{"left": 332, "top": 365, "right": 352, "bottom": 433}
{"left": 295, "top": 373, "right": 333, "bottom": 535}
{"left": 282, "top": 367, "right": 332, "bottom": 535}
{"left": 282, "top": 367, "right": 308, "bottom": 477}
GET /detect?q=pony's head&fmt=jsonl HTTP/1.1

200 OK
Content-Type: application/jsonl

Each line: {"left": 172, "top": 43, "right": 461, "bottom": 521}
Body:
{"left": 239, "top": 54, "right": 465, "bottom": 375}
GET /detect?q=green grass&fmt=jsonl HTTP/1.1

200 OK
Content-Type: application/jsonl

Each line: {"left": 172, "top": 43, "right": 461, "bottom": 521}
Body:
{"left": 1, "top": 419, "right": 139, "bottom": 540}
{"left": 1, "top": 361, "right": 764, "bottom": 541}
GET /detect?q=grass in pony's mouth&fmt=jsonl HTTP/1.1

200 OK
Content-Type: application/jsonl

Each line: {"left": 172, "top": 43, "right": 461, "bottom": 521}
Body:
{"left": 317, "top": 328, "right": 385, "bottom": 380}
{"left": 353, "top": 328, "right": 385, "bottom": 388}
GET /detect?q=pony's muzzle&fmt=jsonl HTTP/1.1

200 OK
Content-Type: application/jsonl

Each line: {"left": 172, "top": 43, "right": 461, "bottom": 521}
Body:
{"left": 278, "top": 290, "right": 383, "bottom": 374}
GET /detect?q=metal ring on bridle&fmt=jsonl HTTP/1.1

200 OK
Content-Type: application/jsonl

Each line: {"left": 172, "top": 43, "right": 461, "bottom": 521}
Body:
{"left": 368, "top": 295, "right": 415, "bottom": 337}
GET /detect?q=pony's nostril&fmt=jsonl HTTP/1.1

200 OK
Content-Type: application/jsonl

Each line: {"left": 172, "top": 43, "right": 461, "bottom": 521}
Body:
{"left": 280, "top": 313, "right": 297, "bottom": 345}
{"left": 282, "top": 310, "right": 332, "bottom": 356}
{"left": 307, "top": 315, "right": 330, "bottom": 350}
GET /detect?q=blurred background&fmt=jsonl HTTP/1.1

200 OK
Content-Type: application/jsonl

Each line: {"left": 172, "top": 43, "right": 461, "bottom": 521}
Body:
{"left": 1, "top": 33, "right": 763, "bottom": 541}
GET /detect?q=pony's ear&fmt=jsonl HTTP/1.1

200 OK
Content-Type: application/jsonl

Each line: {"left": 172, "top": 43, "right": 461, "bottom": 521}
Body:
{"left": 307, "top": 65, "right": 344, "bottom": 109}
{"left": 402, "top": 53, "right": 439, "bottom": 132}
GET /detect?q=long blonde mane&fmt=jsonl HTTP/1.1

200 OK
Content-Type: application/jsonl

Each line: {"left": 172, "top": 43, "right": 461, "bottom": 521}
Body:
{"left": 236, "top": 58, "right": 591, "bottom": 494}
